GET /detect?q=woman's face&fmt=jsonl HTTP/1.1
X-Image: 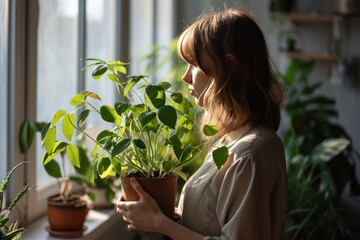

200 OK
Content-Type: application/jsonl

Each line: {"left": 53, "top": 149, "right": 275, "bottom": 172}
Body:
{"left": 182, "top": 64, "right": 210, "bottom": 107}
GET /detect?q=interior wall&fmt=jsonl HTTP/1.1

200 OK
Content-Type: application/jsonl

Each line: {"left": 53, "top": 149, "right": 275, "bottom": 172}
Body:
{"left": 175, "top": 0, "right": 360, "bottom": 151}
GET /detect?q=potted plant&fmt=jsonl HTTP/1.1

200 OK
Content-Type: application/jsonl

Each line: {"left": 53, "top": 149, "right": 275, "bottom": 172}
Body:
{"left": 19, "top": 121, "right": 119, "bottom": 210}
{"left": 69, "top": 139, "right": 120, "bottom": 209}
{"left": 19, "top": 121, "right": 89, "bottom": 238}
{"left": 0, "top": 162, "right": 30, "bottom": 240}
{"left": 40, "top": 58, "right": 228, "bottom": 221}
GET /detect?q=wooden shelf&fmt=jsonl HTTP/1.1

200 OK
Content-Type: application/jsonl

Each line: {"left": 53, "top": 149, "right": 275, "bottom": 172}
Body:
{"left": 282, "top": 51, "right": 339, "bottom": 62}
{"left": 282, "top": 14, "right": 338, "bottom": 23}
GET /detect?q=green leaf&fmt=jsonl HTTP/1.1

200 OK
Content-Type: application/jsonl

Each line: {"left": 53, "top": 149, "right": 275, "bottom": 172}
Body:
{"left": 0, "top": 162, "right": 26, "bottom": 192}
{"left": 139, "top": 111, "right": 156, "bottom": 128}
{"left": 78, "top": 109, "right": 90, "bottom": 128}
{"left": 96, "top": 130, "right": 113, "bottom": 144}
{"left": 43, "top": 126, "right": 56, "bottom": 154}
{"left": 158, "top": 81, "right": 171, "bottom": 90}
{"left": 107, "top": 73, "right": 120, "bottom": 83}
{"left": 169, "top": 135, "right": 182, "bottom": 147}
{"left": 74, "top": 150, "right": 90, "bottom": 179}
{"left": 115, "top": 64, "right": 127, "bottom": 74}
{"left": 7, "top": 184, "right": 29, "bottom": 211}
{"left": 171, "top": 93, "right": 183, "bottom": 104}
{"left": 203, "top": 124, "right": 219, "bottom": 136}
{"left": 133, "top": 139, "right": 146, "bottom": 149}
{"left": 100, "top": 105, "right": 122, "bottom": 125}
{"left": 173, "top": 145, "right": 183, "bottom": 160}
{"left": 146, "top": 85, "right": 165, "bottom": 108}
{"left": 114, "top": 101, "right": 131, "bottom": 115}
{"left": 131, "top": 104, "right": 149, "bottom": 118}
{"left": 158, "top": 105, "right": 177, "bottom": 129}
{"left": 0, "top": 217, "right": 9, "bottom": 227}
{"left": 212, "top": 146, "right": 229, "bottom": 170}
{"left": 3, "top": 228, "right": 24, "bottom": 239}
{"left": 180, "top": 144, "right": 193, "bottom": 162}
{"left": 19, "top": 121, "right": 37, "bottom": 153}
{"left": 70, "top": 93, "right": 85, "bottom": 106}
{"left": 92, "top": 65, "right": 108, "bottom": 80}
{"left": 97, "top": 157, "right": 112, "bottom": 179}
{"left": 112, "top": 139, "right": 131, "bottom": 157}
{"left": 51, "top": 110, "right": 67, "bottom": 125}
{"left": 66, "top": 144, "right": 80, "bottom": 168}
{"left": 42, "top": 141, "right": 68, "bottom": 166}
{"left": 44, "top": 160, "right": 62, "bottom": 178}
{"left": 40, "top": 122, "right": 51, "bottom": 141}
{"left": 124, "top": 75, "right": 146, "bottom": 97}
{"left": 62, "top": 114, "right": 75, "bottom": 140}
{"left": 311, "top": 138, "right": 350, "bottom": 163}
{"left": 178, "top": 115, "right": 194, "bottom": 133}
{"left": 111, "top": 158, "right": 122, "bottom": 175}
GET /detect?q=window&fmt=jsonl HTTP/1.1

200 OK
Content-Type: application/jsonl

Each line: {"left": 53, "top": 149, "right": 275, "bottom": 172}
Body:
{"left": 36, "top": 0, "right": 79, "bottom": 186}
{"left": 0, "top": 0, "right": 9, "bottom": 182}
{"left": 84, "top": 0, "right": 117, "bottom": 143}
{"left": 5, "top": 0, "right": 178, "bottom": 224}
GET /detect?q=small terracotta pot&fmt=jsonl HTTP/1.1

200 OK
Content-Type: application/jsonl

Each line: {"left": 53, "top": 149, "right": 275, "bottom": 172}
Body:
{"left": 121, "top": 173, "right": 178, "bottom": 220}
{"left": 47, "top": 194, "right": 88, "bottom": 232}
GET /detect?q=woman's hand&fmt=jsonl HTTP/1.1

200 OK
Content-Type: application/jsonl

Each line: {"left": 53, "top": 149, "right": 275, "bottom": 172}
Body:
{"left": 117, "top": 178, "right": 166, "bottom": 232}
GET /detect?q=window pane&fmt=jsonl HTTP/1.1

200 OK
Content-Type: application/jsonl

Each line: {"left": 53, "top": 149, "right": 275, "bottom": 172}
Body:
{"left": 36, "top": 0, "right": 78, "bottom": 186}
{"left": 0, "top": 0, "right": 9, "bottom": 181}
{"left": 84, "top": 0, "right": 117, "bottom": 143}
{"left": 130, "top": 0, "right": 154, "bottom": 75}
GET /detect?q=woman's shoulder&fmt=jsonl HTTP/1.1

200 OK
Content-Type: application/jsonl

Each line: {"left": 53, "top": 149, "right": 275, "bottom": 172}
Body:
{"left": 230, "top": 125, "right": 285, "bottom": 163}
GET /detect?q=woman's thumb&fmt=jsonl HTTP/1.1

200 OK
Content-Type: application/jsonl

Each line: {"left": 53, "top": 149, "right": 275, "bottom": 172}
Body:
{"left": 130, "top": 178, "right": 148, "bottom": 198}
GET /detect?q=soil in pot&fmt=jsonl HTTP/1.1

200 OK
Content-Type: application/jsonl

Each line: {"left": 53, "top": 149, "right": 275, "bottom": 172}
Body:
{"left": 47, "top": 194, "right": 89, "bottom": 238}
{"left": 121, "top": 173, "right": 178, "bottom": 220}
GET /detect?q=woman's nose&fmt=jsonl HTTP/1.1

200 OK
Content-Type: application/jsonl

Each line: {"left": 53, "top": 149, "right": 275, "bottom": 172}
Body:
{"left": 182, "top": 65, "right": 192, "bottom": 84}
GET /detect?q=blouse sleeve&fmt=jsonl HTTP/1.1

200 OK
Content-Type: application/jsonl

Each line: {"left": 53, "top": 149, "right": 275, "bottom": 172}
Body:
{"left": 203, "top": 145, "right": 286, "bottom": 240}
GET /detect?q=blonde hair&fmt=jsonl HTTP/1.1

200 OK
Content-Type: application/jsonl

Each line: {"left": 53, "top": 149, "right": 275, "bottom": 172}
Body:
{"left": 177, "top": 8, "right": 285, "bottom": 134}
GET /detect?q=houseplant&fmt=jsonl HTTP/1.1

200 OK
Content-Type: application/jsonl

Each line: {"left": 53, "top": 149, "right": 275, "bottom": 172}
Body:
{"left": 19, "top": 121, "right": 119, "bottom": 210}
{"left": 19, "top": 121, "right": 89, "bottom": 238}
{"left": 281, "top": 59, "right": 356, "bottom": 239}
{"left": 40, "top": 58, "right": 228, "bottom": 220}
{"left": 69, "top": 139, "right": 119, "bottom": 209}
{"left": 0, "top": 162, "right": 30, "bottom": 240}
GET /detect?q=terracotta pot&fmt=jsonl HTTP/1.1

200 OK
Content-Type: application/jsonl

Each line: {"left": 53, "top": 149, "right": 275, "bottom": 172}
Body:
{"left": 47, "top": 194, "right": 88, "bottom": 232}
{"left": 121, "top": 173, "right": 178, "bottom": 220}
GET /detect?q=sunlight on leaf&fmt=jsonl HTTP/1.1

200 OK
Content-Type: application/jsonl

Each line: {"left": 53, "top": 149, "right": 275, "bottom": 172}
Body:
{"left": 213, "top": 146, "right": 229, "bottom": 170}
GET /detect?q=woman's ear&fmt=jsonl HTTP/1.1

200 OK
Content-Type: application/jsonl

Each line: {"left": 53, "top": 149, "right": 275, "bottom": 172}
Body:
{"left": 225, "top": 54, "right": 235, "bottom": 62}
{"left": 225, "top": 54, "right": 236, "bottom": 69}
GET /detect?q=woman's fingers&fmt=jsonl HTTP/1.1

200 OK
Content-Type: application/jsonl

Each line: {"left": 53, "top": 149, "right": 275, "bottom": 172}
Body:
{"left": 130, "top": 178, "right": 149, "bottom": 199}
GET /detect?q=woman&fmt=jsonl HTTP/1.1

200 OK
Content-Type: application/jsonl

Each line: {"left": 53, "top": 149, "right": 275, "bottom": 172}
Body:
{"left": 117, "top": 8, "right": 287, "bottom": 240}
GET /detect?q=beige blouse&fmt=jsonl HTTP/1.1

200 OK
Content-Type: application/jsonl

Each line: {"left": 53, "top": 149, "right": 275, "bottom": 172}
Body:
{"left": 177, "top": 125, "right": 287, "bottom": 240}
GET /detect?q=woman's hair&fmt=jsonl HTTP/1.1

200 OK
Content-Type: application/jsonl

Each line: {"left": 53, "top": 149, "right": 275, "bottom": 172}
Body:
{"left": 177, "top": 8, "right": 285, "bottom": 133}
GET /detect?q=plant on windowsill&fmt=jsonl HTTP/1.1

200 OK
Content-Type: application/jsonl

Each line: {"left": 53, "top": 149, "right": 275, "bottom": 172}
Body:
{"left": 0, "top": 162, "right": 30, "bottom": 240}
{"left": 18, "top": 121, "right": 88, "bottom": 238}
{"left": 40, "top": 58, "right": 228, "bottom": 221}
{"left": 19, "top": 121, "right": 119, "bottom": 210}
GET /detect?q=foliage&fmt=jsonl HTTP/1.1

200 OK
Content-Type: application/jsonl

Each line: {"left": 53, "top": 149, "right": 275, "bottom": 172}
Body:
{"left": 19, "top": 121, "right": 118, "bottom": 203}
{"left": 140, "top": 39, "right": 207, "bottom": 178}
{"left": 40, "top": 58, "right": 228, "bottom": 181}
{"left": 284, "top": 139, "right": 351, "bottom": 240}
{"left": 0, "top": 163, "right": 30, "bottom": 240}
{"left": 282, "top": 60, "right": 353, "bottom": 239}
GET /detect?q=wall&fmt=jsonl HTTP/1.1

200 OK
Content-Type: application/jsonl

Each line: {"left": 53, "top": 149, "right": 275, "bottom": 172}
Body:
{"left": 177, "top": 0, "right": 360, "bottom": 151}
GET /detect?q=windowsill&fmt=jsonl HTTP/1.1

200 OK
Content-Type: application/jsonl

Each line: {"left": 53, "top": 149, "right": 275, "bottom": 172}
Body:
{"left": 21, "top": 207, "right": 132, "bottom": 240}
